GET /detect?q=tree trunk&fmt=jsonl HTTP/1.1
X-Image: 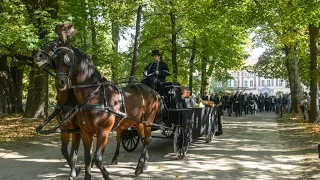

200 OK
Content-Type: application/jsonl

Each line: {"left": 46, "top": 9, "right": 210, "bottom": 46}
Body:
{"left": 308, "top": 24, "right": 318, "bottom": 123}
{"left": 200, "top": 55, "right": 208, "bottom": 96}
{"left": 169, "top": 1, "right": 178, "bottom": 82}
{"left": 89, "top": 3, "right": 97, "bottom": 61}
{"left": 111, "top": 22, "right": 120, "bottom": 82}
{"left": 0, "top": 55, "right": 12, "bottom": 114}
{"left": 22, "top": 0, "right": 58, "bottom": 118}
{"left": 24, "top": 68, "right": 48, "bottom": 118}
{"left": 189, "top": 36, "right": 196, "bottom": 96}
{"left": 284, "top": 44, "right": 303, "bottom": 113}
{"left": 129, "top": 4, "right": 142, "bottom": 85}
{"left": 82, "top": 2, "right": 89, "bottom": 51}
{"left": 0, "top": 55, "right": 24, "bottom": 114}
{"left": 10, "top": 60, "right": 24, "bottom": 113}
{"left": 170, "top": 14, "right": 178, "bottom": 82}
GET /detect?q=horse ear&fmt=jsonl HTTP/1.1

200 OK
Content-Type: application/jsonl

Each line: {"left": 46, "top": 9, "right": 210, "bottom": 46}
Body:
{"left": 66, "top": 24, "right": 76, "bottom": 39}
{"left": 55, "top": 23, "right": 65, "bottom": 43}
{"left": 55, "top": 23, "right": 63, "bottom": 36}
{"left": 54, "top": 23, "right": 76, "bottom": 44}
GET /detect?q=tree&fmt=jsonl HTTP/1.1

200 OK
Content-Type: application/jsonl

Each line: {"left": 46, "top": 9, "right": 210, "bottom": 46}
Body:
{"left": 21, "top": 0, "right": 59, "bottom": 118}
{"left": 129, "top": 4, "right": 143, "bottom": 84}
{"left": 248, "top": 0, "right": 306, "bottom": 113}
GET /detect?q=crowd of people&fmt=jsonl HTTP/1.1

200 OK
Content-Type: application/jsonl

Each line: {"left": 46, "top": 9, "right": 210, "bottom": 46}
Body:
{"left": 200, "top": 91, "right": 291, "bottom": 117}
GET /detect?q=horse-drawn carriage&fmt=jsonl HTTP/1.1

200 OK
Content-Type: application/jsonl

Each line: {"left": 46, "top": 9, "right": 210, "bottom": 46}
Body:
{"left": 33, "top": 23, "right": 222, "bottom": 179}
{"left": 120, "top": 82, "right": 222, "bottom": 159}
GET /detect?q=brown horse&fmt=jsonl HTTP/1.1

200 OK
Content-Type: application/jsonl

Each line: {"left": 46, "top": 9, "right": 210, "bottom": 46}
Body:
{"left": 42, "top": 23, "right": 161, "bottom": 179}
{"left": 34, "top": 42, "right": 82, "bottom": 180}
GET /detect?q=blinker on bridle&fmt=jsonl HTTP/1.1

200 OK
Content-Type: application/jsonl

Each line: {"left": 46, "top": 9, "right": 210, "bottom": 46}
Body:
{"left": 52, "top": 45, "right": 77, "bottom": 89}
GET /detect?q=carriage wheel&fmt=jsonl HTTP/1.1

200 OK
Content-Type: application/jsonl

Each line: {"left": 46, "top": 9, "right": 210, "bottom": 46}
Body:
{"left": 173, "top": 126, "right": 188, "bottom": 159}
{"left": 205, "top": 133, "right": 214, "bottom": 143}
{"left": 121, "top": 130, "right": 140, "bottom": 152}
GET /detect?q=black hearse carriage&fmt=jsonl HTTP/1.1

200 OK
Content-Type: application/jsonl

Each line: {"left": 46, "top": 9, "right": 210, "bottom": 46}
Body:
{"left": 121, "top": 82, "right": 222, "bottom": 159}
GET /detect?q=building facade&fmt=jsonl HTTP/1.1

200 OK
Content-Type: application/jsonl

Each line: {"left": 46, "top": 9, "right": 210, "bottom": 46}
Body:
{"left": 212, "top": 58, "right": 291, "bottom": 95}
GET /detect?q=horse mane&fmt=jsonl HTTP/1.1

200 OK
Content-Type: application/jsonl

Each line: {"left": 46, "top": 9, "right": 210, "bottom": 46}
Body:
{"left": 72, "top": 47, "right": 102, "bottom": 83}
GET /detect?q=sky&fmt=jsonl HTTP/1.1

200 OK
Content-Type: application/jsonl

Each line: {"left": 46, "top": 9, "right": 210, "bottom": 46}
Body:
{"left": 248, "top": 47, "right": 265, "bottom": 58}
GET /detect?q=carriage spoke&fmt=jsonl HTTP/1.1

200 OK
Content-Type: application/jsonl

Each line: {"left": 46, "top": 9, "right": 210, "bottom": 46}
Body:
{"left": 122, "top": 131, "right": 140, "bottom": 152}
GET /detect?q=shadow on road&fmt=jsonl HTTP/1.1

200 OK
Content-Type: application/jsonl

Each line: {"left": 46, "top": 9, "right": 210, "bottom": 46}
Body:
{"left": 1, "top": 112, "right": 320, "bottom": 179}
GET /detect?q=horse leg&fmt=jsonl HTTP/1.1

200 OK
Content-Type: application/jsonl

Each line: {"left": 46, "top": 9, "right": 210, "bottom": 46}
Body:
{"left": 142, "top": 125, "right": 151, "bottom": 170}
{"left": 93, "top": 130, "right": 111, "bottom": 180}
{"left": 68, "top": 132, "right": 82, "bottom": 180}
{"left": 134, "top": 123, "right": 151, "bottom": 176}
{"left": 60, "top": 133, "right": 71, "bottom": 166}
{"left": 111, "top": 128, "right": 122, "bottom": 165}
{"left": 81, "top": 131, "right": 93, "bottom": 180}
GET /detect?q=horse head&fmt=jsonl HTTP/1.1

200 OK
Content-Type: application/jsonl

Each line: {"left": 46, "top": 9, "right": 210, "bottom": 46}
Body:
{"left": 33, "top": 41, "right": 59, "bottom": 69}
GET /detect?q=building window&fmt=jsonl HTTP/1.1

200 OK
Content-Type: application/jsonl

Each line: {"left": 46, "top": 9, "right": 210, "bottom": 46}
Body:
{"left": 233, "top": 80, "right": 238, "bottom": 87}
{"left": 232, "top": 72, "right": 237, "bottom": 77}
{"left": 244, "top": 72, "right": 248, "bottom": 77}
{"left": 250, "top": 80, "right": 254, "bottom": 87}
{"left": 216, "top": 82, "right": 222, "bottom": 87}
{"left": 261, "top": 80, "right": 265, "bottom": 87}
{"left": 227, "top": 80, "right": 232, "bottom": 87}
{"left": 279, "top": 80, "right": 283, "bottom": 86}
{"left": 267, "top": 80, "right": 271, "bottom": 86}
{"left": 244, "top": 80, "right": 248, "bottom": 87}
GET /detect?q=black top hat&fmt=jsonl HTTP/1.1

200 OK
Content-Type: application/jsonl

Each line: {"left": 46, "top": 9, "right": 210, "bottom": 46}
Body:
{"left": 151, "top": 49, "right": 161, "bottom": 56}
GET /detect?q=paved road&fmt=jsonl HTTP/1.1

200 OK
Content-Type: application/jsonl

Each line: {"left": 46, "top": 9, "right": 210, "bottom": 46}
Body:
{"left": 0, "top": 112, "right": 320, "bottom": 180}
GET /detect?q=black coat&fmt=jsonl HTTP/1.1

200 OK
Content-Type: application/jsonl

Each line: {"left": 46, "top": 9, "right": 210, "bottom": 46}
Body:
{"left": 141, "top": 61, "right": 170, "bottom": 94}
{"left": 144, "top": 61, "right": 170, "bottom": 82}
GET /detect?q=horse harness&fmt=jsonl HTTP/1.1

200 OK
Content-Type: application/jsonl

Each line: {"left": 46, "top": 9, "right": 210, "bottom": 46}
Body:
{"left": 36, "top": 42, "right": 164, "bottom": 135}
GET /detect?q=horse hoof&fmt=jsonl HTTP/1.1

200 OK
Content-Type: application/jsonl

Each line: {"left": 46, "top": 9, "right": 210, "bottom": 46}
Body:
{"left": 134, "top": 168, "right": 144, "bottom": 176}
{"left": 76, "top": 167, "right": 81, "bottom": 177}
{"left": 110, "top": 159, "right": 118, "bottom": 165}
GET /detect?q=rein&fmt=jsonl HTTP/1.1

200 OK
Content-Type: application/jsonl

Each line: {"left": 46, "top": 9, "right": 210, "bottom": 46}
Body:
{"left": 36, "top": 43, "right": 166, "bottom": 135}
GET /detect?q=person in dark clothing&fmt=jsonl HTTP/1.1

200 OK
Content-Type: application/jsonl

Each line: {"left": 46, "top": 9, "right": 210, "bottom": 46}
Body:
{"left": 213, "top": 92, "right": 225, "bottom": 117}
{"left": 248, "top": 93, "right": 257, "bottom": 114}
{"left": 213, "top": 92, "right": 224, "bottom": 136}
{"left": 243, "top": 93, "right": 249, "bottom": 115}
{"left": 264, "top": 95, "right": 270, "bottom": 112}
{"left": 233, "top": 92, "right": 242, "bottom": 117}
{"left": 258, "top": 93, "right": 265, "bottom": 112}
{"left": 141, "top": 50, "right": 170, "bottom": 94}
{"left": 224, "top": 93, "right": 233, "bottom": 116}
{"left": 202, "top": 92, "right": 209, "bottom": 101}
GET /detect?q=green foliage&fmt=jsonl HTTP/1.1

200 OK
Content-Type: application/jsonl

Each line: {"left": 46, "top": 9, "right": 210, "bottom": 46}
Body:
{"left": 4, "top": 0, "right": 320, "bottom": 108}
{"left": 0, "top": 1, "right": 38, "bottom": 55}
